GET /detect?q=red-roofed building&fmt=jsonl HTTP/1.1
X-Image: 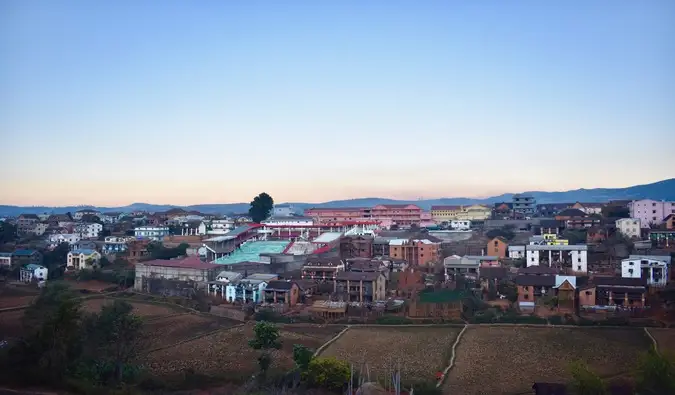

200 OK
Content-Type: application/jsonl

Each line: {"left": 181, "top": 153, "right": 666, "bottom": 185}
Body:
{"left": 304, "top": 207, "right": 370, "bottom": 224}
{"left": 134, "top": 256, "right": 220, "bottom": 291}
{"left": 371, "top": 204, "right": 422, "bottom": 227}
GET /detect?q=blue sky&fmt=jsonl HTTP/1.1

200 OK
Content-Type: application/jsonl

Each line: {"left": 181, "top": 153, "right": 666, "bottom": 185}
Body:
{"left": 1, "top": 0, "right": 673, "bottom": 205}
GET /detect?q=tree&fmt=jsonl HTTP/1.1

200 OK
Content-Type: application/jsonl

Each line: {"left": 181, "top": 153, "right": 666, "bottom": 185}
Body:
{"left": 601, "top": 205, "right": 629, "bottom": 218}
{"left": 293, "top": 344, "right": 314, "bottom": 372}
{"left": 0, "top": 221, "right": 17, "bottom": 244}
{"left": 306, "top": 357, "right": 350, "bottom": 390}
{"left": 249, "top": 193, "right": 274, "bottom": 223}
{"left": 248, "top": 321, "right": 282, "bottom": 376}
{"left": 634, "top": 347, "right": 675, "bottom": 395}
{"left": 497, "top": 280, "right": 518, "bottom": 303}
{"left": 563, "top": 229, "right": 587, "bottom": 245}
{"left": 78, "top": 300, "right": 145, "bottom": 384}
{"left": 568, "top": 360, "right": 606, "bottom": 395}
{"left": 43, "top": 242, "right": 71, "bottom": 278}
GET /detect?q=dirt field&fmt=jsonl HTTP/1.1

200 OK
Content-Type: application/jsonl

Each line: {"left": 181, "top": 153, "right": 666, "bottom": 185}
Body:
{"left": 142, "top": 313, "right": 241, "bottom": 350}
{"left": 82, "top": 298, "right": 180, "bottom": 317}
{"left": 648, "top": 328, "right": 675, "bottom": 354}
{"left": 445, "top": 326, "right": 652, "bottom": 395}
{"left": 143, "top": 323, "right": 338, "bottom": 379}
{"left": 321, "top": 326, "right": 463, "bottom": 383}
{"left": 0, "top": 285, "right": 40, "bottom": 309}
{"left": 0, "top": 310, "right": 25, "bottom": 338}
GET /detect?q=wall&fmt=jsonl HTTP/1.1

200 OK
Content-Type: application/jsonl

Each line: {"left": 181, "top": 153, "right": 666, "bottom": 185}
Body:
{"left": 629, "top": 199, "right": 675, "bottom": 227}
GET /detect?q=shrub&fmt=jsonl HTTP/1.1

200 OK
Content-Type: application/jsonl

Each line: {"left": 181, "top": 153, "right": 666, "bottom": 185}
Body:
{"left": 306, "top": 357, "right": 350, "bottom": 390}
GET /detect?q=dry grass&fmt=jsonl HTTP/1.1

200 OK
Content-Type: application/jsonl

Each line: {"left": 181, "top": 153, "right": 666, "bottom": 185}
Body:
{"left": 143, "top": 323, "right": 336, "bottom": 378}
{"left": 0, "top": 310, "right": 25, "bottom": 338}
{"left": 648, "top": 328, "right": 675, "bottom": 354}
{"left": 142, "top": 313, "right": 240, "bottom": 350}
{"left": 321, "top": 326, "right": 462, "bottom": 383}
{"left": 445, "top": 326, "right": 652, "bottom": 395}
{"left": 0, "top": 285, "right": 40, "bottom": 309}
{"left": 82, "top": 298, "right": 179, "bottom": 318}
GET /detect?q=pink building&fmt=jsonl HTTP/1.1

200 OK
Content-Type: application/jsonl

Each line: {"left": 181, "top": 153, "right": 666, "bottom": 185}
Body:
{"left": 629, "top": 199, "right": 675, "bottom": 228}
{"left": 371, "top": 204, "right": 422, "bottom": 227}
{"left": 304, "top": 207, "right": 369, "bottom": 224}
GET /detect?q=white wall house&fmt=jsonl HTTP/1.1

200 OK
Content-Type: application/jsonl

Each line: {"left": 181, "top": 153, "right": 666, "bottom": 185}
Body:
{"left": 616, "top": 218, "right": 641, "bottom": 239}
{"left": 48, "top": 233, "right": 81, "bottom": 248}
{"left": 508, "top": 245, "right": 525, "bottom": 259}
{"left": 67, "top": 249, "right": 102, "bottom": 270}
{"left": 449, "top": 220, "right": 471, "bottom": 230}
{"left": 261, "top": 216, "right": 314, "bottom": 227}
{"left": 0, "top": 252, "right": 12, "bottom": 267}
{"left": 525, "top": 245, "right": 588, "bottom": 273}
{"left": 73, "top": 209, "right": 99, "bottom": 221}
{"left": 621, "top": 255, "right": 670, "bottom": 287}
{"left": 134, "top": 226, "right": 170, "bottom": 241}
{"left": 273, "top": 204, "right": 297, "bottom": 217}
{"left": 75, "top": 222, "right": 103, "bottom": 239}
{"left": 205, "top": 219, "right": 235, "bottom": 235}
{"left": 19, "top": 264, "right": 48, "bottom": 283}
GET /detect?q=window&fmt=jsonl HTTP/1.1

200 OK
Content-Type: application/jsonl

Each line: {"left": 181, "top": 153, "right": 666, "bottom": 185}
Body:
{"left": 524, "top": 294, "right": 529, "bottom": 300}
{"left": 577, "top": 265, "right": 582, "bottom": 271}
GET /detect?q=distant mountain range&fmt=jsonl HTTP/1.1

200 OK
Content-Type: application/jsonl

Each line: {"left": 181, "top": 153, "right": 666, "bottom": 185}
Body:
{"left": 1, "top": 178, "right": 674, "bottom": 217}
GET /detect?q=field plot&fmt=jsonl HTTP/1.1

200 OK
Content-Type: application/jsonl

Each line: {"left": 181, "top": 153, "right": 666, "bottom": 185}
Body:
{"left": 321, "top": 326, "right": 463, "bottom": 383}
{"left": 143, "top": 324, "right": 336, "bottom": 378}
{"left": 648, "top": 328, "right": 675, "bottom": 353}
{"left": 0, "top": 310, "right": 25, "bottom": 338}
{"left": 0, "top": 285, "right": 39, "bottom": 309}
{"left": 445, "top": 326, "right": 651, "bottom": 395}
{"left": 142, "top": 313, "right": 240, "bottom": 350}
{"left": 280, "top": 324, "right": 346, "bottom": 340}
{"left": 82, "top": 298, "right": 179, "bottom": 318}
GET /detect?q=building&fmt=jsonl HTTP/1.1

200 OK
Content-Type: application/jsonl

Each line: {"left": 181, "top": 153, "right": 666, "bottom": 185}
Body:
{"left": 621, "top": 255, "right": 670, "bottom": 287}
{"left": 339, "top": 235, "right": 373, "bottom": 259}
{"left": 272, "top": 204, "right": 298, "bottom": 217}
{"left": 615, "top": 218, "right": 641, "bottom": 239}
{"left": 73, "top": 209, "right": 99, "bottom": 221}
{"left": 134, "top": 256, "right": 220, "bottom": 291}
{"left": 127, "top": 239, "right": 151, "bottom": 263}
{"left": 48, "top": 233, "right": 81, "bottom": 248}
{"left": 389, "top": 238, "right": 440, "bottom": 266}
{"left": 629, "top": 199, "right": 675, "bottom": 227}
{"left": 0, "top": 252, "right": 12, "bottom": 267}
{"left": 304, "top": 207, "right": 369, "bottom": 224}
{"left": 407, "top": 289, "right": 465, "bottom": 320}
{"left": 215, "top": 270, "right": 243, "bottom": 283}
{"left": 371, "top": 204, "right": 422, "bottom": 227}
{"left": 103, "top": 236, "right": 133, "bottom": 255}
{"left": 449, "top": 220, "right": 471, "bottom": 230}
{"left": 508, "top": 245, "right": 525, "bottom": 259}
{"left": 493, "top": 202, "right": 513, "bottom": 218}
{"left": 19, "top": 263, "right": 48, "bottom": 283}
{"left": 515, "top": 275, "right": 576, "bottom": 312}
{"left": 443, "top": 256, "right": 480, "bottom": 280}
{"left": 555, "top": 208, "right": 600, "bottom": 229}
{"left": 29, "top": 223, "right": 49, "bottom": 236}
{"left": 204, "top": 219, "right": 235, "bottom": 235}
{"left": 263, "top": 280, "right": 301, "bottom": 306}
{"left": 525, "top": 244, "right": 588, "bottom": 273}
{"left": 665, "top": 214, "right": 675, "bottom": 230}
{"left": 571, "top": 202, "right": 604, "bottom": 215}
{"left": 334, "top": 271, "right": 387, "bottom": 302}
{"left": 261, "top": 216, "right": 314, "bottom": 227}
{"left": 487, "top": 237, "right": 508, "bottom": 258}
{"left": 455, "top": 205, "right": 491, "bottom": 221}
{"left": 430, "top": 205, "right": 463, "bottom": 222}
{"left": 301, "top": 257, "right": 345, "bottom": 281}
{"left": 75, "top": 222, "right": 103, "bottom": 239}
{"left": 67, "top": 249, "right": 102, "bottom": 270}
{"left": 99, "top": 212, "right": 123, "bottom": 224}
{"left": 650, "top": 230, "right": 675, "bottom": 248}
{"left": 134, "top": 225, "right": 170, "bottom": 241}
{"left": 12, "top": 249, "right": 43, "bottom": 266}
{"left": 512, "top": 194, "right": 536, "bottom": 216}
{"left": 16, "top": 214, "right": 40, "bottom": 233}
{"left": 225, "top": 278, "right": 268, "bottom": 303}
{"left": 579, "top": 277, "right": 647, "bottom": 309}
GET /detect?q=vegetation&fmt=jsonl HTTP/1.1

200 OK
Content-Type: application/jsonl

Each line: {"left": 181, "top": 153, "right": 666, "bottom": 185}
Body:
{"left": 486, "top": 225, "right": 515, "bottom": 241}
{"left": 634, "top": 347, "right": 675, "bottom": 395}
{"left": 306, "top": 357, "right": 350, "bottom": 390}
{"left": 249, "top": 192, "right": 274, "bottom": 223}
{"left": 146, "top": 242, "right": 189, "bottom": 260}
{"left": 563, "top": 229, "right": 587, "bottom": 245}
{"left": 292, "top": 344, "right": 314, "bottom": 372}
{"left": 248, "top": 321, "right": 282, "bottom": 377}
{"left": 43, "top": 242, "right": 71, "bottom": 278}
{"left": 601, "top": 205, "right": 630, "bottom": 218}
{"left": 0, "top": 221, "right": 17, "bottom": 244}
{"left": 568, "top": 360, "right": 606, "bottom": 395}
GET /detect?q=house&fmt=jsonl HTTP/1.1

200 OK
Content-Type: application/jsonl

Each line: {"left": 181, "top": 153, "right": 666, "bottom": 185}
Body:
{"left": 16, "top": 214, "right": 40, "bottom": 233}
{"left": 529, "top": 234, "right": 569, "bottom": 246}
{"left": 67, "top": 249, "right": 102, "bottom": 270}
{"left": 216, "top": 270, "right": 243, "bottom": 283}
{"left": 72, "top": 240, "right": 98, "bottom": 251}
{"left": 621, "top": 255, "right": 670, "bottom": 287}
{"left": 19, "top": 263, "right": 48, "bottom": 283}
{"left": 515, "top": 275, "right": 555, "bottom": 310}
{"left": 512, "top": 194, "right": 536, "bottom": 216}
{"left": 301, "top": 257, "right": 345, "bottom": 281}
{"left": 478, "top": 266, "right": 509, "bottom": 293}
{"left": 407, "top": 289, "right": 465, "bottom": 319}
{"left": 99, "top": 212, "right": 123, "bottom": 224}
{"left": 103, "top": 236, "right": 133, "bottom": 255}
{"left": 555, "top": 208, "right": 589, "bottom": 221}
{"left": 586, "top": 226, "right": 609, "bottom": 244}
{"left": 508, "top": 245, "right": 525, "bottom": 259}
{"left": 455, "top": 205, "right": 491, "bottom": 221}
{"left": 629, "top": 199, "right": 675, "bottom": 227}
{"left": 225, "top": 279, "right": 268, "bottom": 303}
{"left": 389, "top": 238, "right": 440, "bottom": 266}
{"left": 75, "top": 222, "right": 103, "bottom": 239}
{"left": 395, "top": 267, "right": 426, "bottom": 298}
{"left": 261, "top": 216, "right": 314, "bottom": 227}
{"left": 334, "top": 271, "right": 386, "bottom": 302}
{"left": 571, "top": 202, "right": 604, "bottom": 215}
{"left": 134, "top": 256, "right": 220, "bottom": 291}
{"left": 263, "top": 280, "right": 301, "bottom": 306}
{"left": 134, "top": 225, "right": 170, "bottom": 241}
{"left": 492, "top": 202, "right": 513, "bottom": 218}
{"left": 665, "top": 214, "right": 675, "bottom": 230}
{"left": 525, "top": 244, "right": 588, "bottom": 273}
{"left": 45, "top": 213, "right": 73, "bottom": 226}
{"left": 616, "top": 218, "right": 641, "bottom": 239}
{"left": 28, "top": 223, "right": 49, "bottom": 236}
{"left": 180, "top": 220, "right": 206, "bottom": 236}
{"left": 273, "top": 204, "right": 298, "bottom": 217}
{"left": 536, "top": 203, "right": 572, "bottom": 217}
{"left": 204, "top": 219, "right": 235, "bottom": 235}
{"left": 339, "top": 235, "right": 374, "bottom": 259}
{"left": 0, "top": 252, "right": 13, "bottom": 267}
{"left": 12, "top": 249, "right": 43, "bottom": 266}
{"left": 464, "top": 255, "right": 500, "bottom": 267}
{"left": 48, "top": 233, "right": 81, "bottom": 248}
{"left": 73, "top": 209, "right": 99, "bottom": 221}
{"left": 444, "top": 255, "right": 480, "bottom": 280}
{"left": 127, "top": 239, "right": 151, "bottom": 262}
{"left": 430, "top": 205, "right": 463, "bottom": 222}
{"left": 347, "top": 258, "right": 389, "bottom": 279}
{"left": 487, "top": 237, "right": 508, "bottom": 258}
{"left": 449, "top": 220, "right": 471, "bottom": 230}
{"left": 579, "top": 277, "right": 647, "bottom": 309}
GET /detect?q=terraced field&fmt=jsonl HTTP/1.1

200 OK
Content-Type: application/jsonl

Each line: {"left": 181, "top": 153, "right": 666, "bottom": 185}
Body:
{"left": 82, "top": 298, "right": 181, "bottom": 317}
{"left": 648, "top": 328, "right": 675, "bottom": 354}
{"left": 321, "top": 326, "right": 463, "bottom": 383}
{"left": 142, "top": 313, "right": 240, "bottom": 350}
{"left": 445, "top": 326, "right": 652, "bottom": 395}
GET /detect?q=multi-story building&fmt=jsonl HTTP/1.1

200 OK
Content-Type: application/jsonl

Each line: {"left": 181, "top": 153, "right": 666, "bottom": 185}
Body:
{"left": 371, "top": 204, "right": 422, "bottom": 227}
{"left": 16, "top": 214, "right": 40, "bottom": 233}
{"left": 67, "top": 249, "right": 102, "bottom": 270}
{"left": 571, "top": 202, "right": 604, "bottom": 215}
{"left": 0, "top": 252, "right": 12, "bottom": 267}
{"left": 73, "top": 209, "right": 99, "bottom": 221}
{"left": 75, "top": 222, "right": 103, "bottom": 239}
{"left": 430, "top": 205, "right": 463, "bottom": 222}
{"left": 261, "top": 216, "right": 314, "bottom": 227}
{"left": 455, "top": 205, "right": 491, "bottom": 221}
{"left": 48, "top": 233, "right": 81, "bottom": 248}
{"left": 304, "top": 207, "right": 369, "bottom": 224}
{"left": 449, "top": 220, "right": 471, "bottom": 230}
{"left": 103, "top": 236, "right": 133, "bottom": 255}
{"left": 29, "top": 223, "right": 49, "bottom": 236}
{"left": 629, "top": 199, "right": 675, "bottom": 228}
{"left": 301, "top": 257, "right": 345, "bottom": 281}
{"left": 615, "top": 218, "right": 641, "bottom": 239}
{"left": 339, "top": 235, "right": 373, "bottom": 259}
{"left": 134, "top": 225, "right": 170, "bottom": 241}
{"left": 621, "top": 255, "right": 670, "bottom": 288}
{"left": 99, "top": 212, "right": 123, "bottom": 224}
{"left": 487, "top": 237, "right": 508, "bottom": 259}
{"left": 512, "top": 194, "right": 536, "bottom": 216}
{"left": 12, "top": 249, "right": 43, "bottom": 266}
{"left": 389, "top": 239, "right": 440, "bottom": 266}
{"left": 334, "top": 271, "right": 387, "bottom": 302}
{"left": 272, "top": 204, "right": 298, "bottom": 217}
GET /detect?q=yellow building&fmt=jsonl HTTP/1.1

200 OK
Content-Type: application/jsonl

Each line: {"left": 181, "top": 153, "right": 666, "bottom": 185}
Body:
{"left": 431, "top": 205, "right": 491, "bottom": 222}
{"left": 543, "top": 234, "right": 569, "bottom": 245}
{"left": 430, "top": 205, "right": 463, "bottom": 222}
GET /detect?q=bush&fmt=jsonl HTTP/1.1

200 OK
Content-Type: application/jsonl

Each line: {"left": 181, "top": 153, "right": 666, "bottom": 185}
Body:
{"left": 306, "top": 357, "right": 350, "bottom": 390}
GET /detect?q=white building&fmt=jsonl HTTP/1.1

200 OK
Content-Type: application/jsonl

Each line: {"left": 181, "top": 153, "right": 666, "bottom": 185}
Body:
{"left": 48, "top": 233, "right": 81, "bottom": 248}
{"left": 0, "top": 252, "right": 12, "bottom": 267}
{"left": 75, "top": 222, "right": 103, "bottom": 239}
{"left": 134, "top": 226, "right": 170, "bottom": 241}
{"left": 29, "top": 223, "right": 49, "bottom": 236}
{"left": 508, "top": 245, "right": 525, "bottom": 259}
{"left": 449, "top": 220, "right": 471, "bottom": 230}
{"left": 616, "top": 218, "right": 641, "bottom": 239}
{"left": 621, "top": 255, "right": 670, "bottom": 287}
{"left": 525, "top": 244, "right": 588, "bottom": 273}
{"left": 67, "top": 249, "right": 102, "bottom": 270}
{"left": 629, "top": 199, "right": 675, "bottom": 228}
{"left": 73, "top": 209, "right": 99, "bottom": 221}
{"left": 205, "top": 219, "right": 235, "bottom": 235}
{"left": 261, "top": 216, "right": 314, "bottom": 227}
{"left": 273, "top": 204, "right": 297, "bottom": 217}
{"left": 19, "top": 264, "right": 48, "bottom": 283}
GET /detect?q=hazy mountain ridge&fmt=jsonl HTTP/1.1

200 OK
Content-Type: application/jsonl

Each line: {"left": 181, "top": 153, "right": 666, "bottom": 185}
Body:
{"left": 1, "top": 179, "right": 673, "bottom": 217}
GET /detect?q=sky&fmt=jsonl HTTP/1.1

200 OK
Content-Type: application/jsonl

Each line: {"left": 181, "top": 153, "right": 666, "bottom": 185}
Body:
{"left": 1, "top": 0, "right": 674, "bottom": 206}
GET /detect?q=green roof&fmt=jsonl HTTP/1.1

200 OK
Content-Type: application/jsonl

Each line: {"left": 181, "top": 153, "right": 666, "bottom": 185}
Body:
{"left": 214, "top": 241, "right": 290, "bottom": 265}
{"left": 418, "top": 289, "right": 465, "bottom": 303}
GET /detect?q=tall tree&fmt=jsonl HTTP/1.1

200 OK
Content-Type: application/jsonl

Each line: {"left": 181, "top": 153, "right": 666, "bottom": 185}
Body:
{"left": 248, "top": 321, "right": 282, "bottom": 377}
{"left": 249, "top": 192, "right": 274, "bottom": 223}
{"left": 0, "top": 221, "right": 17, "bottom": 244}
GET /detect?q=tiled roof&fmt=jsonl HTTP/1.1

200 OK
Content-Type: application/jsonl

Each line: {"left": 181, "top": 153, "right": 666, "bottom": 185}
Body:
{"left": 556, "top": 209, "right": 586, "bottom": 217}
{"left": 13, "top": 249, "right": 38, "bottom": 256}
{"left": 591, "top": 276, "right": 647, "bottom": 287}
{"left": 265, "top": 280, "right": 296, "bottom": 291}
{"left": 141, "top": 256, "right": 219, "bottom": 269}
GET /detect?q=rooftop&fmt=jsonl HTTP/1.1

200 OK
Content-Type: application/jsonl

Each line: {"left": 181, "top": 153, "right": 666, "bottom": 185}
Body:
{"left": 141, "top": 256, "right": 219, "bottom": 270}
{"left": 335, "top": 271, "right": 381, "bottom": 281}
{"left": 71, "top": 249, "right": 97, "bottom": 255}
{"left": 13, "top": 249, "right": 38, "bottom": 256}
{"left": 265, "top": 280, "right": 296, "bottom": 291}
{"left": 313, "top": 232, "right": 343, "bottom": 244}
{"left": 213, "top": 241, "right": 290, "bottom": 265}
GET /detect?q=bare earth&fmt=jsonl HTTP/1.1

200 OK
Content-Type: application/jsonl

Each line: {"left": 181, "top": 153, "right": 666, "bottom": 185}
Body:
{"left": 445, "top": 326, "right": 652, "bottom": 395}
{"left": 647, "top": 328, "right": 675, "bottom": 354}
{"left": 321, "top": 326, "right": 463, "bottom": 383}
{"left": 82, "top": 298, "right": 179, "bottom": 317}
{"left": 142, "top": 313, "right": 240, "bottom": 350}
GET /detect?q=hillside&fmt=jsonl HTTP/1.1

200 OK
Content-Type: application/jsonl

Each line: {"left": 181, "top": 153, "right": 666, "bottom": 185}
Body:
{"left": 1, "top": 178, "right": 673, "bottom": 216}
